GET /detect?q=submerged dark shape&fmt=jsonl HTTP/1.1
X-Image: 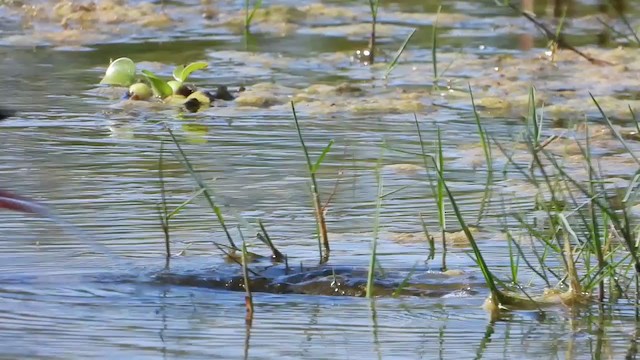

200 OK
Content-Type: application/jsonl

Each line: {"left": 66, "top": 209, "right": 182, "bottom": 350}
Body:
{"left": 183, "top": 98, "right": 202, "bottom": 113}
{"left": 153, "top": 264, "right": 481, "bottom": 298}
{"left": 212, "top": 86, "right": 235, "bottom": 101}
{"left": 176, "top": 84, "right": 197, "bottom": 98}
{"left": 0, "top": 108, "right": 16, "bottom": 120}
{"left": 201, "top": 86, "right": 235, "bottom": 103}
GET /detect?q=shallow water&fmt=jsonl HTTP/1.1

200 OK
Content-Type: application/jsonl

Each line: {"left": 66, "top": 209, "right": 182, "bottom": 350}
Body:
{"left": 1, "top": 0, "right": 640, "bottom": 358}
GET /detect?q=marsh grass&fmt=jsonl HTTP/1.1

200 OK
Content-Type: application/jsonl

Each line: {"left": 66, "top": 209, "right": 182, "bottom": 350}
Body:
{"left": 157, "top": 140, "right": 171, "bottom": 262}
{"left": 403, "top": 84, "right": 640, "bottom": 315}
{"left": 611, "top": 3, "right": 640, "bottom": 46}
{"left": 157, "top": 83, "right": 640, "bottom": 313}
{"left": 166, "top": 127, "right": 238, "bottom": 250}
{"left": 385, "top": 28, "right": 417, "bottom": 78}
{"left": 431, "top": 5, "right": 442, "bottom": 88}
{"left": 367, "top": 0, "right": 380, "bottom": 64}
{"left": 366, "top": 152, "right": 385, "bottom": 298}
{"left": 469, "top": 85, "right": 493, "bottom": 224}
{"left": 244, "top": 0, "right": 262, "bottom": 32}
{"left": 291, "top": 102, "right": 332, "bottom": 263}
{"left": 239, "top": 227, "right": 254, "bottom": 321}
{"left": 548, "top": 5, "right": 568, "bottom": 61}
{"left": 257, "top": 219, "right": 284, "bottom": 262}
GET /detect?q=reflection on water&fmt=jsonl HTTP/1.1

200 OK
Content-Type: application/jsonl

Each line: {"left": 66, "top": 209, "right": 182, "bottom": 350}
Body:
{"left": 1, "top": 0, "right": 640, "bottom": 358}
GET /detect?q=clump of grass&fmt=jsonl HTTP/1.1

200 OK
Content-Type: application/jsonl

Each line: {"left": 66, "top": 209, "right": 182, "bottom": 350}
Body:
{"left": 291, "top": 102, "right": 332, "bottom": 263}
{"left": 479, "top": 85, "right": 640, "bottom": 313}
{"left": 406, "top": 88, "right": 621, "bottom": 315}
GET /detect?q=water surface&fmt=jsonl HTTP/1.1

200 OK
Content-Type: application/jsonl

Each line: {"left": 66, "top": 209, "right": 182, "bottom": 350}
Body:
{"left": 1, "top": 0, "right": 639, "bottom": 358}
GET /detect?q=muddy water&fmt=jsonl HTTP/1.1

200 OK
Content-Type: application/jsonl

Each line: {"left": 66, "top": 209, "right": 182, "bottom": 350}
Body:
{"left": 1, "top": 0, "right": 640, "bottom": 358}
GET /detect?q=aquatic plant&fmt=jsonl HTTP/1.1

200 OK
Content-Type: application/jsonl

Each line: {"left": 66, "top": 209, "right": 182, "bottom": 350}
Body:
{"left": 166, "top": 127, "right": 238, "bottom": 250}
{"left": 291, "top": 102, "right": 332, "bottom": 263}
{"left": 100, "top": 57, "right": 136, "bottom": 86}
{"left": 239, "top": 227, "right": 255, "bottom": 321}
{"left": 244, "top": 0, "right": 262, "bottom": 32}
{"left": 385, "top": 28, "right": 417, "bottom": 78}
{"left": 367, "top": 0, "right": 381, "bottom": 64}
{"left": 431, "top": 5, "right": 442, "bottom": 87}
{"left": 257, "top": 219, "right": 284, "bottom": 262}
{"left": 502, "top": 2, "right": 611, "bottom": 65}
{"left": 366, "top": 152, "right": 384, "bottom": 298}
{"left": 99, "top": 57, "right": 213, "bottom": 110}
{"left": 157, "top": 140, "right": 171, "bottom": 262}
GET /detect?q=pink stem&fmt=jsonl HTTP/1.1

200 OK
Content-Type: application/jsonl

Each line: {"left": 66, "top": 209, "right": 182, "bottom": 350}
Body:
{"left": 0, "top": 190, "right": 50, "bottom": 217}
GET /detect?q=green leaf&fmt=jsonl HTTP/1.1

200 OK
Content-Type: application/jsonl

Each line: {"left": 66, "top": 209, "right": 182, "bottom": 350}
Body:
{"left": 141, "top": 70, "right": 173, "bottom": 99}
{"left": 385, "top": 28, "right": 416, "bottom": 78}
{"left": 177, "top": 62, "right": 208, "bottom": 83}
{"left": 246, "top": 0, "right": 263, "bottom": 26}
{"left": 172, "top": 65, "right": 185, "bottom": 82}
{"left": 100, "top": 57, "right": 136, "bottom": 86}
{"left": 311, "top": 139, "right": 334, "bottom": 174}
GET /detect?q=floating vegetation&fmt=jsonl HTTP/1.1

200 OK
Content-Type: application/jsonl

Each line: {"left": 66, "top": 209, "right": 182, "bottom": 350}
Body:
{"left": 98, "top": 57, "right": 235, "bottom": 112}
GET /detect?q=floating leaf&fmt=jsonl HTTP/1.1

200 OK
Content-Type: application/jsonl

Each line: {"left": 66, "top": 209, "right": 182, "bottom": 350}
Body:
{"left": 167, "top": 80, "right": 182, "bottom": 94}
{"left": 141, "top": 70, "right": 173, "bottom": 99}
{"left": 172, "top": 65, "right": 185, "bottom": 82}
{"left": 177, "top": 61, "right": 208, "bottom": 82}
{"left": 100, "top": 57, "right": 136, "bottom": 86}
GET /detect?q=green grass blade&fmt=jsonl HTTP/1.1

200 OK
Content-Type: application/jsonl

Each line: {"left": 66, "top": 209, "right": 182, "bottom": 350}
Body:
{"left": 469, "top": 84, "right": 493, "bottom": 171}
{"left": 312, "top": 140, "right": 334, "bottom": 174}
{"left": 430, "top": 156, "right": 500, "bottom": 301}
{"left": 166, "top": 127, "right": 237, "bottom": 249}
{"left": 432, "top": 5, "right": 442, "bottom": 83}
{"left": 392, "top": 263, "right": 418, "bottom": 298}
{"left": 366, "top": 153, "right": 385, "bottom": 298}
{"left": 420, "top": 213, "right": 435, "bottom": 260}
{"left": 167, "top": 188, "right": 207, "bottom": 220}
{"left": 385, "top": 28, "right": 417, "bottom": 78}
{"left": 590, "top": 93, "right": 640, "bottom": 166}
{"left": 291, "top": 102, "right": 329, "bottom": 261}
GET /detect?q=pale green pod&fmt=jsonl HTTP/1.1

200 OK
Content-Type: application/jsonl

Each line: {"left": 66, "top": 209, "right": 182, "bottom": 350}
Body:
{"left": 100, "top": 57, "right": 136, "bottom": 86}
{"left": 128, "top": 83, "right": 152, "bottom": 101}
